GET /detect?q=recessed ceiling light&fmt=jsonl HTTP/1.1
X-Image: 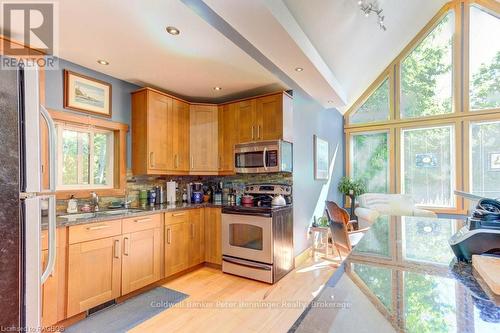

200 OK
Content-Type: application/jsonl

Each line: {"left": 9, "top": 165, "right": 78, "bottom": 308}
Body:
{"left": 97, "top": 59, "right": 109, "bottom": 65}
{"left": 166, "top": 26, "right": 180, "bottom": 35}
{"left": 213, "top": 86, "right": 222, "bottom": 91}
{"left": 327, "top": 100, "right": 334, "bottom": 104}
{"left": 295, "top": 67, "right": 304, "bottom": 72}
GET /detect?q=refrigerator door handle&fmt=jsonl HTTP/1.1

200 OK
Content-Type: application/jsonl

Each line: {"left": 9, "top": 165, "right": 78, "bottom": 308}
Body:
{"left": 41, "top": 195, "right": 56, "bottom": 283}
{"left": 39, "top": 105, "right": 56, "bottom": 192}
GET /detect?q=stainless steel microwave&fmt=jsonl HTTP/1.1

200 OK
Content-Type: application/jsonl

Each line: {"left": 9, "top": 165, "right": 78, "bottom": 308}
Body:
{"left": 234, "top": 140, "right": 292, "bottom": 174}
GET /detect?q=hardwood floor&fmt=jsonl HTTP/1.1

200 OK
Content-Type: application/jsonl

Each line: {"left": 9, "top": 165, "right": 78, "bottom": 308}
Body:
{"left": 129, "top": 253, "right": 342, "bottom": 333}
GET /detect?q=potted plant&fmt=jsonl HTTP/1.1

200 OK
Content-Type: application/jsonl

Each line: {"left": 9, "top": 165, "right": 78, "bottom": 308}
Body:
{"left": 338, "top": 177, "right": 367, "bottom": 218}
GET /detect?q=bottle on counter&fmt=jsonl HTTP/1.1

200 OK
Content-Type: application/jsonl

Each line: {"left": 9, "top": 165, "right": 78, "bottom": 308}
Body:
{"left": 182, "top": 189, "right": 188, "bottom": 203}
{"left": 139, "top": 190, "right": 148, "bottom": 208}
{"left": 67, "top": 195, "right": 78, "bottom": 214}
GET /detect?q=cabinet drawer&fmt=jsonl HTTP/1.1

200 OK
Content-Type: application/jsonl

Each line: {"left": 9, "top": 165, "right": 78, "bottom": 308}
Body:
{"left": 164, "top": 210, "right": 189, "bottom": 226}
{"left": 122, "top": 214, "right": 162, "bottom": 233}
{"left": 69, "top": 220, "right": 122, "bottom": 245}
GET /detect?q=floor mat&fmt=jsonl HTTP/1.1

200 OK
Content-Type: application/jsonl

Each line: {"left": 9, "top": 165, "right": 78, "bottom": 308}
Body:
{"left": 65, "top": 286, "right": 188, "bottom": 333}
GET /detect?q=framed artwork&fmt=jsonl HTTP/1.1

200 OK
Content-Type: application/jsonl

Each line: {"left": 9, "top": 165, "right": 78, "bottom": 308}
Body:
{"left": 314, "top": 135, "right": 329, "bottom": 180}
{"left": 489, "top": 152, "right": 500, "bottom": 171}
{"left": 64, "top": 69, "right": 112, "bottom": 117}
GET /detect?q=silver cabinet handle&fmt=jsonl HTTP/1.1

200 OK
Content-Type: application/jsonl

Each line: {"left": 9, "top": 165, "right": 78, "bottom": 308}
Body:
{"left": 134, "top": 218, "right": 152, "bottom": 223}
{"left": 41, "top": 195, "right": 56, "bottom": 283}
{"left": 123, "top": 237, "right": 129, "bottom": 256}
{"left": 166, "top": 228, "right": 171, "bottom": 244}
{"left": 257, "top": 125, "right": 261, "bottom": 139}
{"left": 175, "top": 154, "right": 179, "bottom": 169}
{"left": 86, "top": 224, "right": 110, "bottom": 231}
{"left": 251, "top": 126, "right": 255, "bottom": 140}
{"left": 172, "top": 212, "right": 186, "bottom": 217}
{"left": 150, "top": 152, "right": 155, "bottom": 168}
{"left": 191, "top": 156, "right": 194, "bottom": 169}
{"left": 40, "top": 105, "right": 56, "bottom": 192}
{"left": 114, "top": 239, "right": 120, "bottom": 259}
{"left": 191, "top": 223, "right": 195, "bottom": 239}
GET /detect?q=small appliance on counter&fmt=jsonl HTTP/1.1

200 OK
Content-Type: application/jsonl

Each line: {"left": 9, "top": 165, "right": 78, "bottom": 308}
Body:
{"left": 166, "top": 180, "right": 177, "bottom": 204}
{"left": 154, "top": 185, "right": 165, "bottom": 205}
{"left": 191, "top": 182, "right": 204, "bottom": 204}
{"left": 449, "top": 198, "right": 500, "bottom": 261}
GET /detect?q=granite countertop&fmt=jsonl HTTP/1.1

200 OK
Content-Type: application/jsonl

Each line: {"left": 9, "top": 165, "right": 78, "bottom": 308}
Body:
{"left": 42, "top": 203, "right": 225, "bottom": 229}
{"left": 290, "top": 216, "right": 500, "bottom": 333}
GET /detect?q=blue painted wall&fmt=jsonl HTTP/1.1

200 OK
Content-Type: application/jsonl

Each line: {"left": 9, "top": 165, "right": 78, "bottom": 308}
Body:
{"left": 292, "top": 91, "right": 344, "bottom": 256}
{"left": 44, "top": 58, "right": 140, "bottom": 167}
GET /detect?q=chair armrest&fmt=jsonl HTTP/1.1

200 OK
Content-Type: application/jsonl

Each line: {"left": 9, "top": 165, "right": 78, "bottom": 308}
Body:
{"left": 349, "top": 227, "right": 370, "bottom": 235}
{"left": 413, "top": 208, "right": 438, "bottom": 218}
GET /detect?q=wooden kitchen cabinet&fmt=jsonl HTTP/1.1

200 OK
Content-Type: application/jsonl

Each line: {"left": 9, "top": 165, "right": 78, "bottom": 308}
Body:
{"left": 121, "top": 214, "right": 162, "bottom": 294}
{"left": 164, "top": 211, "right": 190, "bottom": 277}
{"left": 188, "top": 209, "right": 204, "bottom": 267}
{"left": 132, "top": 88, "right": 173, "bottom": 174}
{"left": 236, "top": 92, "right": 293, "bottom": 143}
{"left": 189, "top": 104, "right": 219, "bottom": 174}
{"left": 236, "top": 99, "right": 257, "bottom": 143}
{"left": 218, "top": 104, "right": 238, "bottom": 174}
{"left": 173, "top": 99, "right": 190, "bottom": 172}
{"left": 204, "top": 208, "right": 222, "bottom": 265}
{"left": 41, "top": 249, "right": 58, "bottom": 327}
{"left": 67, "top": 235, "right": 122, "bottom": 317}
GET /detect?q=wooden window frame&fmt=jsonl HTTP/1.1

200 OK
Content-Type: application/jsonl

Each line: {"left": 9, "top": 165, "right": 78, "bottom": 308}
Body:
{"left": 344, "top": 0, "right": 500, "bottom": 214}
{"left": 48, "top": 110, "right": 128, "bottom": 199}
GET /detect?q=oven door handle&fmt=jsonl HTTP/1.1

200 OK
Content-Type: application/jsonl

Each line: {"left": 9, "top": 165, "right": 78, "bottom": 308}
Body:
{"left": 223, "top": 256, "right": 272, "bottom": 271}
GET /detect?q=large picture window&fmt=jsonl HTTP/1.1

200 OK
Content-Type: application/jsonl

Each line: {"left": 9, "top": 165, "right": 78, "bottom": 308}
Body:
{"left": 56, "top": 124, "right": 114, "bottom": 190}
{"left": 469, "top": 5, "right": 500, "bottom": 111}
{"left": 400, "top": 11, "right": 454, "bottom": 119}
{"left": 350, "top": 131, "right": 390, "bottom": 193}
{"left": 345, "top": 1, "right": 500, "bottom": 213}
{"left": 469, "top": 120, "right": 500, "bottom": 198}
{"left": 401, "top": 125, "right": 455, "bottom": 208}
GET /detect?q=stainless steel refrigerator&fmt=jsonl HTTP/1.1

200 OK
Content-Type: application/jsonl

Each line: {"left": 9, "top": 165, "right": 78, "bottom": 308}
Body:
{"left": 0, "top": 58, "right": 57, "bottom": 330}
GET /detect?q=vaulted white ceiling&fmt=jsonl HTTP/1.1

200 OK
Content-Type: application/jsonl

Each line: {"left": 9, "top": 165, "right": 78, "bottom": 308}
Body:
{"left": 283, "top": 0, "right": 448, "bottom": 111}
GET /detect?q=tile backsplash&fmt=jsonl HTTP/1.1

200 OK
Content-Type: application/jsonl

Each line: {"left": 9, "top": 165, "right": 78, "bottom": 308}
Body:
{"left": 57, "top": 170, "right": 292, "bottom": 213}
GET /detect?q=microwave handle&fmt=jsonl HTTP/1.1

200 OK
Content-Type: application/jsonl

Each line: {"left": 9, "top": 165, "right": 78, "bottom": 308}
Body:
{"left": 262, "top": 147, "right": 268, "bottom": 171}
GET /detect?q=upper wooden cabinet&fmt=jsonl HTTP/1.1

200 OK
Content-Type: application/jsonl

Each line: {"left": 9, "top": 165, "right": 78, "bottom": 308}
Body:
{"left": 173, "top": 99, "right": 190, "bottom": 172}
{"left": 189, "top": 104, "right": 219, "bottom": 174}
{"left": 132, "top": 88, "right": 188, "bottom": 175}
{"left": 218, "top": 104, "right": 238, "bottom": 174}
{"left": 235, "top": 92, "right": 293, "bottom": 143}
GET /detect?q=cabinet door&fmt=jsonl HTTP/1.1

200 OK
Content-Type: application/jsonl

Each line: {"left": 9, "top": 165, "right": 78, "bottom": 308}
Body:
{"left": 204, "top": 208, "right": 222, "bottom": 265}
{"left": 188, "top": 209, "right": 204, "bottom": 267}
{"left": 189, "top": 105, "right": 218, "bottom": 172}
{"left": 67, "top": 236, "right": 122, "bottom": 317}
{"left": 218, "top": 104, "right": 238, "bottom": 173}
{"left": 257, "top": 94, "right": 283, "bottom": 141}
{"left": 147, "top": 92, "right": 173, "bottom": 172}
{"left": 165, "top": 223, "right": 189, "bottom": 277}
{"left": 236, "top": 100, "right": 256, "bottom": 143}
{"left": 173, "top": 99, "right": 190, "bottom": 172}
{"left": 122, "top": 228, "right": 162, "bottom": 295}
{"left": 41, "top": 250, "right": 58, "bottom": 327}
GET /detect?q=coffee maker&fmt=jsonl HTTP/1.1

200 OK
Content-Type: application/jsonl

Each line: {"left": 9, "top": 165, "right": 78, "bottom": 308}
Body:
{"left": 190, "top": 182, "right": 204, "bottom": 204}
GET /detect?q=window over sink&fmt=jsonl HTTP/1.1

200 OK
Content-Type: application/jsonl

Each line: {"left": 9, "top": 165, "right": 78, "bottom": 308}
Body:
{"left": 56, "top": 123, "right": 114, "bottom": 190}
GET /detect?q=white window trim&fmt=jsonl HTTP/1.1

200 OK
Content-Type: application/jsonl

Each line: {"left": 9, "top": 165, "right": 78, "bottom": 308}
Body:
{"left": 56, "top": 123, "right": 114, "bottom": 191}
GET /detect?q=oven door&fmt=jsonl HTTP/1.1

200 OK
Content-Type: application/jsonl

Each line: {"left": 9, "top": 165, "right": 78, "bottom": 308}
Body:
{"left": 234, "top": 142, "right": 280, "bottom": 173}
{"left": 222, "top": 213, "right": 273, "bottom": 264}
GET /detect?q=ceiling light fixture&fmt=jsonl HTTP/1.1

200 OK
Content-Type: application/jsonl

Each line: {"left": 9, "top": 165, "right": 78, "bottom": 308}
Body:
{"left": 213, "top": 86, "right": 222, "bottom": 91}
{"left": 295, "top": 67, "right": 304, "bottom": 72}
{"left": 97, "top": 59, "right": 109, "bottom": 65}
{"left": 357, "top": 0, "right": 387, "bottom": 31}
{"left": 166, "top": 26, "right": 180, "bottom": 35}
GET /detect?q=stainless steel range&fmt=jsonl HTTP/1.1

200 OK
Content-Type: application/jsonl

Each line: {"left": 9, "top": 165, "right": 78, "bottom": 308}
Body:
{"left": 222, "top": 184, "right": 294, "bottom": 284}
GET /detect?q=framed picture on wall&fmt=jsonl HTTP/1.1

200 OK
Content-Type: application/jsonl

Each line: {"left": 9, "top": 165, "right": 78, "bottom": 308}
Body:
{"left": 64, "top": 70, "right": 112, "bottom": 117}
{"left": 314, "top": 135, "right": 329, "bottom": 180}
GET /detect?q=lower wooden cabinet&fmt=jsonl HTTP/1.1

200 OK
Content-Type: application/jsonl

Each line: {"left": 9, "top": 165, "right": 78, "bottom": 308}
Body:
{"left": 41, "top": 249, "right": 58, "bottom": 327}
{"left": 164, "top": 221, "right": 189, "bottom": 277}
{"left": 67, "top": 235, "right": 122, "bottom": 317}
{"left": 188, "top": 208, "right": 204, "bottom": 266}
{"left": 204, "top": 208, "right": 222, "bottom": 265}
{"left": 122, "top": 228, "right": 162, "bottom": 294}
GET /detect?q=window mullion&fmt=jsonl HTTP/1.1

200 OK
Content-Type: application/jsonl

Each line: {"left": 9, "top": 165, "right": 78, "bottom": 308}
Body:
{"left": 89, "top": 130, "right": 95, "bottom": 187}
